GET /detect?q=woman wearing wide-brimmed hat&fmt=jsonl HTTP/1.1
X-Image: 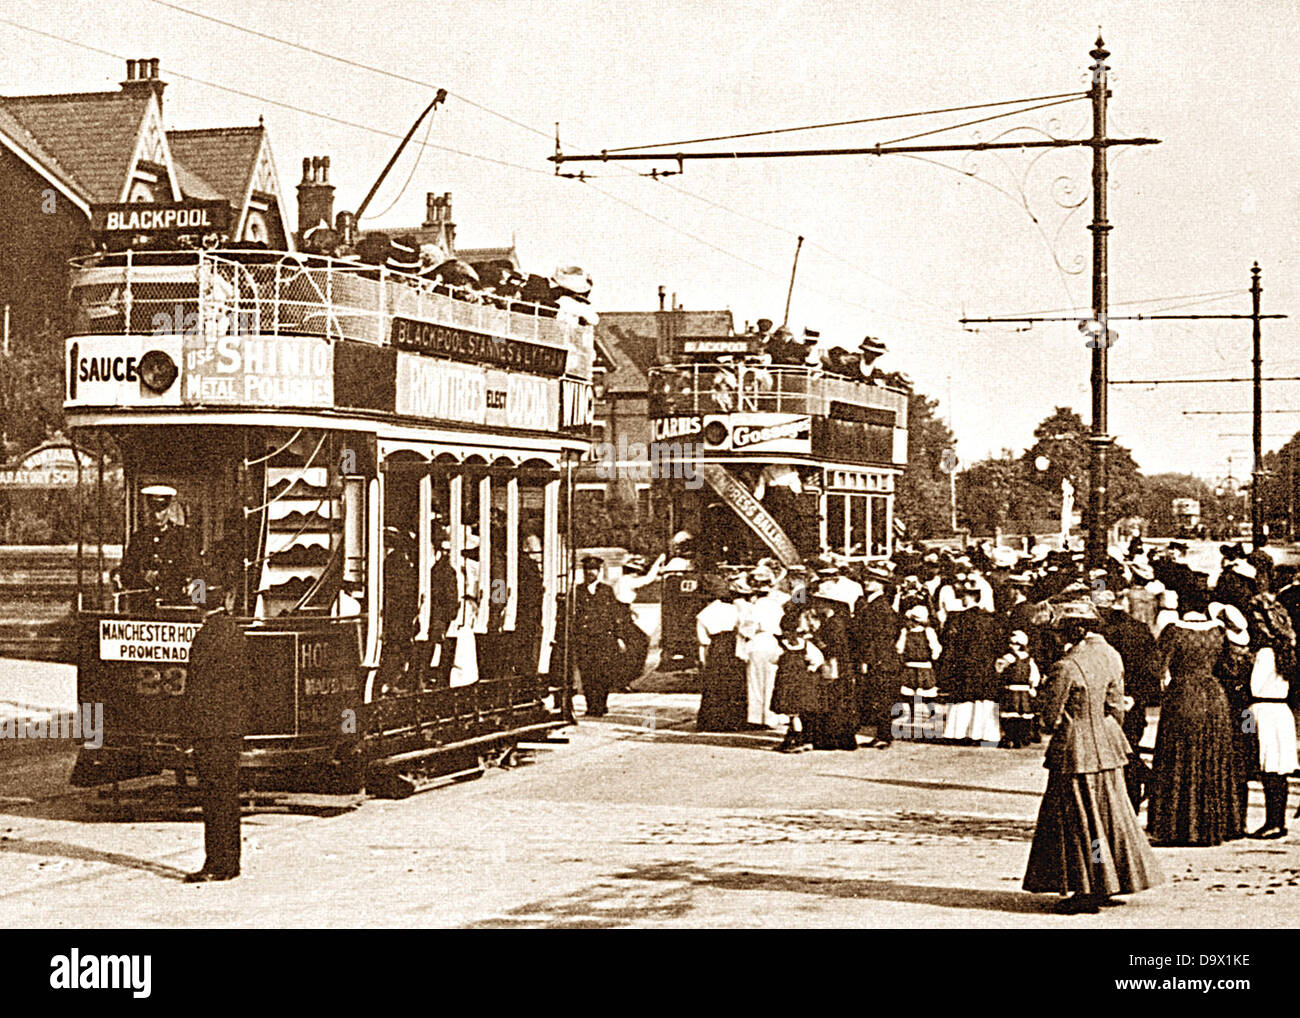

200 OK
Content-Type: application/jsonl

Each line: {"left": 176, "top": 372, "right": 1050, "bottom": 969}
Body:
{"left": 1023, "top": 599, "right": 1163, "bottom": 914}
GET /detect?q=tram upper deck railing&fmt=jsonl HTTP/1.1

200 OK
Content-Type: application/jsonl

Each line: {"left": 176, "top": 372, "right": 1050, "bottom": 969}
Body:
{"left": 66, "top": 248, "right": 594, "bottom": 366}
{"left": 649, "top": 362, "right": 908, "bottom": 419}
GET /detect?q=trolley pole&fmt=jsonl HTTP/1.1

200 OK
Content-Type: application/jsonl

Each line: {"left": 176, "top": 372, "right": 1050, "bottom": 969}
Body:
{"left": 1251, "top": 262, "right": 1265, "bottom": 547}
{"left": 1085, "top": 38, "right": 1113, "bottom": 571}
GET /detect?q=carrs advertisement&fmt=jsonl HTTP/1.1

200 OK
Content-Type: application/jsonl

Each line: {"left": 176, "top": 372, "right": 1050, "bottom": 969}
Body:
{"left": 99, "top": 619, "right": 202, "bottom": 663}
{"left": 182, "top": 334, "right": 333, "bottom": 407}
{"left": 396, "top": 352, "right": 559, "bottom": 431}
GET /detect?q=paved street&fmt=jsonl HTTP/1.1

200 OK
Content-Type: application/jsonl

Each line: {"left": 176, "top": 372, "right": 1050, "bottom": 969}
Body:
{"left": 1, "top": 689, "right": 1298, "bottom": 928}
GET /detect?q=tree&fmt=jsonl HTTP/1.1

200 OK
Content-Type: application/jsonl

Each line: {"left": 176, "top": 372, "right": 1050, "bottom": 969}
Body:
{"left": 1021, "top": 407, "right": 1146, "bottom": 526}
{"left": 1137, "top": 473, "right": 1215, "bottom": 537}
{"left": 876, "top": 371, "right": 956, "bottom": 539}
{"left": 957, "top": 452, "right": 1056, "bottom": 535}
{"left": 956, "top": 454, "right": 1019, "bottom": 535}
{"left": 0, "top": 315, "right": 64, "bottom": 457}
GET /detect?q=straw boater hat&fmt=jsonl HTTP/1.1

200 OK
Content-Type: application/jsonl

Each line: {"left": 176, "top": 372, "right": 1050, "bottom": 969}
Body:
{"left": 904, "top": 604, "right": 930, "bottom": 623}
{"left": 749, "top": 563, "right": 778, "bottom": 588}
{"left": 729, "top": 573, "right": 755, "bottom": 597}
{"left": 1050, "top": 599, "right": 1100, "bottom": 625}
{"left": 1209, "top": 602, "right": 1250, "bottom": 647}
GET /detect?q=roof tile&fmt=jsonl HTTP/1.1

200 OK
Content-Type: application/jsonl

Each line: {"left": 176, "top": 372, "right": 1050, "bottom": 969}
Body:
{"left": 1, "top": 92, "right": 151, "bottom": 204}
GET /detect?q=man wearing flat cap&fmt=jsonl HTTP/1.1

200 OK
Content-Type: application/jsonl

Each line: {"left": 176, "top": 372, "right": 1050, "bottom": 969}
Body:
{"left": 573, "top": 555, "right": 622, "bottom": 717}
{"left": 120, "top": 484, "right": 201, "bottom": 605}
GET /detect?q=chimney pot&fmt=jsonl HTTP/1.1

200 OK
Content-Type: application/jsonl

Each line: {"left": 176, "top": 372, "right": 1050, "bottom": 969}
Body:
{"left": 151, "top": 58, "right": 160, "bottom": 79}
{"left": 297, "top": 154, "right": 337, "bottom": 241}
{"left": 125, "top": 59, "right": 136, "bottom": 80}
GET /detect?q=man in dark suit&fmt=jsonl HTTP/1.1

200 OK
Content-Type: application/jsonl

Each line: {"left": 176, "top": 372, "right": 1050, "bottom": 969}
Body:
{"left": 424, "top": 524, "right": 460, "bottom": 687}
{"left": 572, "top": 555, "right": 622, "bottom": 717}
{"left": 184, "top": 586, "right": 249, "bottom": 882}
{"left": 853, "top": 568, "right": 902, "bottom": 748}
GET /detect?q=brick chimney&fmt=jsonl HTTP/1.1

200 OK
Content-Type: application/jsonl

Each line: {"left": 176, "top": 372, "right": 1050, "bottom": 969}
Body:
{"left": 423, "top": 192, "right": 455, "bottom": 250}
{"left": 120, "top": 58, "right": 166, "bottom": 105}
{"left": 296, "top": 156, "right": 335, "bottom": 238}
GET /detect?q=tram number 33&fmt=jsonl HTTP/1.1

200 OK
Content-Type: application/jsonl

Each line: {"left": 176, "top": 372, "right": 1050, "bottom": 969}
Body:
{"left": 136, "top": 665, "right": 187, "bottom": 696}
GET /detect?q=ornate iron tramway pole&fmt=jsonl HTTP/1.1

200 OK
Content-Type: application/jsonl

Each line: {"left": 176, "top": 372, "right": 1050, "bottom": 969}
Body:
{"left": 552, "top": 37, "right": 1158, "bottom": 568}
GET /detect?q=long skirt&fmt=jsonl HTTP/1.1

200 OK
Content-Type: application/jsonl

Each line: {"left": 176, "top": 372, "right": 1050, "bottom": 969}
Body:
{"left": 696, "top": 633, "right": 748, "bottom": 732}
{"left": 1148, "top": 674, "right": 1244, "bottom": 845}
{"left": 745, "top": 634, "right": 784, "bottom": 727}
{"left": 1024, "top": 766, "right": 1164, "bottom": 896}
{"left": 807, "top": 672, "right": 859, "bottom": 750}
{"left": 943, "top": 699, "right": 1001, "bottom": 744}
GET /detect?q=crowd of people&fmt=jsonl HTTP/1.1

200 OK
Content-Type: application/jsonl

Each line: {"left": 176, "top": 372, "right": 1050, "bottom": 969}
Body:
{"left": 689, "top": 538, "right": 1300, "bottom": 850}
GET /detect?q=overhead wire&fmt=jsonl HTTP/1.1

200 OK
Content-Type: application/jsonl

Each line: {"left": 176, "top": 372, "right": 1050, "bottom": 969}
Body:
{"left": 601, "top": 92, "right": 1089, "bottom": 152}
{"left": 0, "top": 17, "right": 553, "bottom": 178}
{"left": 140, "top": 0, "right": 554, "bottom": 141}
{"left": 131, "top": 0, "right": 980, "bottom": 330}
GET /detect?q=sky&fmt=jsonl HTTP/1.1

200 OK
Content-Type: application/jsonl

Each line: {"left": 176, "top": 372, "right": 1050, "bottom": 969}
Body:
{"left": 1, "top": 0, "right": 1297, "bottom": 481}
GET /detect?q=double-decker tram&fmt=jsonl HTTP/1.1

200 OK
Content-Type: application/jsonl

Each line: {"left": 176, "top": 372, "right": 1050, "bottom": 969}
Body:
{"left": 647, "top": 324, "right": 909, "bottom": 665}
{"left": 64, "top": 242, "right": 595, "bottom": 796}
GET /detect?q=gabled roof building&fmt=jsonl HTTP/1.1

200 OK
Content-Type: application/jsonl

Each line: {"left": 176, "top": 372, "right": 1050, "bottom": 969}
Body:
{"left": 0, "top": 58, "right": 292, "bottom": 449}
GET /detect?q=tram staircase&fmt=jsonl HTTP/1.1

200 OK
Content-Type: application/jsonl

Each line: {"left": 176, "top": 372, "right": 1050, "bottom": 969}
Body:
{"left": 257, "top": 458, "right": 342, "bottom": 616}
{"left": 0, "top": 546, "right": 119, "bottom": 661}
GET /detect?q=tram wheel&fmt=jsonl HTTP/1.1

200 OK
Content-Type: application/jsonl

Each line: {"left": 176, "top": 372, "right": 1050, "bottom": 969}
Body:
{"left": 327, "top": 748, "right": 366, "bottom": 795}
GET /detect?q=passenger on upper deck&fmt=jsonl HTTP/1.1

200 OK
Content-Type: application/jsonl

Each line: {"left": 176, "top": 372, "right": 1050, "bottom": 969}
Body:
{"left": 119, "top": 485, "right": 202, "bottom": 605}
{"left": 764, "top": 326, "right": 814, "bottom": 366}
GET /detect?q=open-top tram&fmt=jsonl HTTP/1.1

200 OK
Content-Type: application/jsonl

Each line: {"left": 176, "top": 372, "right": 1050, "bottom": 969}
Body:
{"left": 64, "top": 245, "right": 594, "bottom": 795}
{"left": 645, "top": 325, "right": 909, "bottom": 665}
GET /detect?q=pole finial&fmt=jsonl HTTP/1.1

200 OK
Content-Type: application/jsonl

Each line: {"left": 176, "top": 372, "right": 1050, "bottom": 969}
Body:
{"left": 1091, "top": 33, "right": 1109, "bottom": 62}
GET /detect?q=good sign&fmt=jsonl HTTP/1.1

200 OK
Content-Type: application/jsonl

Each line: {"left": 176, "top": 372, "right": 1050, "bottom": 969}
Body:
{"left": 733, "top": 417, "right": 810, "bottom": 449}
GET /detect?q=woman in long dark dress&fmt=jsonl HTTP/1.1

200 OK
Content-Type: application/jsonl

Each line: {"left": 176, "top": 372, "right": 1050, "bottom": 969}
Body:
{"left": 1147, "top": 596, "right": 1244, "bottom": 846}
{"left": 1024, "top": 601, "right": 1163, "bottom": 914}
{"left": 695, "top": 579, "right": 748, "bottom": 732}
{"left": 806, "top": 596, "right": 859, "bottom": 750}
{"left": 1210, "top": 601, "right": 1257, "bottom": 837}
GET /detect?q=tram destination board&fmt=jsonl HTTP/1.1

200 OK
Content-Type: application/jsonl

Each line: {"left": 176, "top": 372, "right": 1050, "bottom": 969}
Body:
{"left": 90, "top": 200, "right": 231, "bottom": 239}
{"left": 389, "top": 316, "right": 568, "bottom": 376}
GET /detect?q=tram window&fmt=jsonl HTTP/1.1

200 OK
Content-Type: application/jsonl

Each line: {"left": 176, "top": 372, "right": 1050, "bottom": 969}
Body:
{"left": 870, "top": 494, "right": 889, "bottom": 557}
{"left": 849, "top": 495, "right": 867, "bottom": 557}
{"left": 376, "top": 451, "right": 424, "bottom": 689}
{"left": 825, "top": 494, "right": 846, "bottom": 555}
{"left": 115, "top": 427, "right": 251, "bottom": 611}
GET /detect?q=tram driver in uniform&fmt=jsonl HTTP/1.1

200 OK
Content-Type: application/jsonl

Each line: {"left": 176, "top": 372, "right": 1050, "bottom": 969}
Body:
{"left": 119, "top": 484, "right": 202, "bottom": 605}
